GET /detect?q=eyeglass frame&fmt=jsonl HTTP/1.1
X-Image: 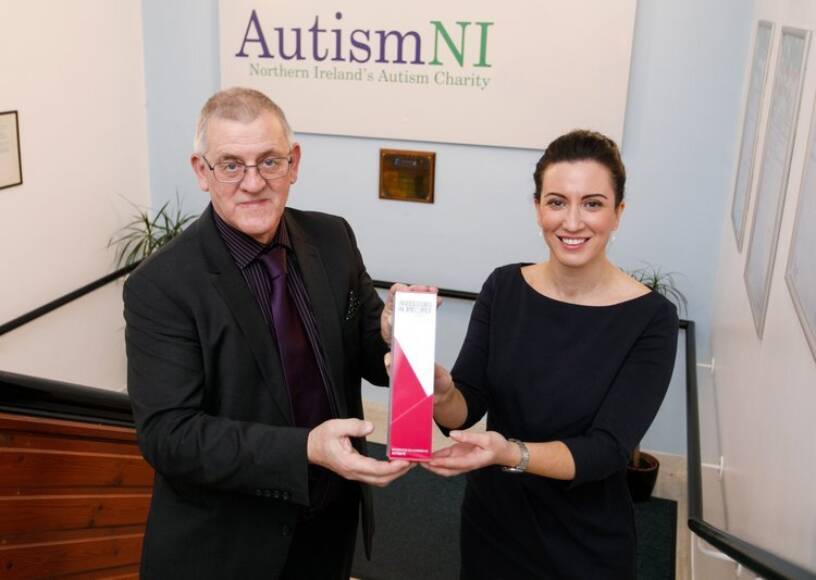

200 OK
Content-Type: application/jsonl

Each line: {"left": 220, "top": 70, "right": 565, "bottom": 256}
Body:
{"left": 200, "top": 151, "right": 294, "bottom": 183}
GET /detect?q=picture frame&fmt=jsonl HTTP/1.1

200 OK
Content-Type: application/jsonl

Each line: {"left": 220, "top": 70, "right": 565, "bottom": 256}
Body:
{"left": 0, "top": 111, "right": 23, "bottom": 190}
{"left": 379, "top": 149, "right": 435, "bottom": 204}
{"left": 744, "top": 27, "right": 810, "bottom": 338}
{"left": 731, "top": 21, "right": 774, "bottom": 251}
{"left": 786, "top": 93, "right": 816, "bottom": 362}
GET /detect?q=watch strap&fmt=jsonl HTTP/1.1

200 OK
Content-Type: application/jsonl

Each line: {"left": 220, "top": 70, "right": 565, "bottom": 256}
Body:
{"left": 501, "top": 438, "right": 529, "bottom": 473}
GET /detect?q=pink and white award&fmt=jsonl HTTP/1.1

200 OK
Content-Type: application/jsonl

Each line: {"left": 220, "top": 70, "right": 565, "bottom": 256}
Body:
{"left": 387, "top": 291, "right": 437, "bottom": 461}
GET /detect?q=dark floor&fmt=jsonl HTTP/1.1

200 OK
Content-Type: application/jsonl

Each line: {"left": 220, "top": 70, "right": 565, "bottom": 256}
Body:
{"left": 352, "top": 443, "right": 676, "bottom": 580}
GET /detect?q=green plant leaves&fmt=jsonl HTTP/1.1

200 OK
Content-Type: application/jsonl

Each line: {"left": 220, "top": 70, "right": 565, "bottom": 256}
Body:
{"left": 626, "top": 263, "right": 688, "bottom": 316}
{"left": 109, "top": 197, "right": 196, "bottom": 268}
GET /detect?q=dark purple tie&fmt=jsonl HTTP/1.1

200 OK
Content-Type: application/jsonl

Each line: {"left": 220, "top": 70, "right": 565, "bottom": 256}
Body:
{"left": 260, "top": 246, "right": 331, "bottom": 429}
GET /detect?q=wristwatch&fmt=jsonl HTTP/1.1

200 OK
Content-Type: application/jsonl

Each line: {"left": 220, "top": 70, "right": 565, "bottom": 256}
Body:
{"left": 501, "top": 438, "right": 529, "bottom": 473}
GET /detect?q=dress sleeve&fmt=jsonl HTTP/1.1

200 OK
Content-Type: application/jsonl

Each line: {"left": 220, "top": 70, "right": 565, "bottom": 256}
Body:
{"left": 562, "top": 299, "right": 679, "bottom": 487}
{"left": 446, "top": 272, "right": 497, "bottom": 431}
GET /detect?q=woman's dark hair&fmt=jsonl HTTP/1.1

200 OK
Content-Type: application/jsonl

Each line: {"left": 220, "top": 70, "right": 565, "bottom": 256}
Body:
{"left": 533, "top": 129, "right": 626, "bottom": 206}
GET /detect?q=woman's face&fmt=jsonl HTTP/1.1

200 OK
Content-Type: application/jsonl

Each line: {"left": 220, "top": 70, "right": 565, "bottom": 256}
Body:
{"left": 536, "top": 160, "right": 624, "bottom": 269}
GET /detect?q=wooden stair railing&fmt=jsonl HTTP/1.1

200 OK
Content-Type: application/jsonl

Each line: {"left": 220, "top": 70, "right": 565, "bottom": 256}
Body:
{"left": 0, "top": 412, "right": 153, "bottom": 579}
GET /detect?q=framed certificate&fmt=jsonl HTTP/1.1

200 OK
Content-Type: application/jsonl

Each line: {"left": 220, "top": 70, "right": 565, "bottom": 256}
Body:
{"left": 0, "top": 111, "right": 22, "bottom": 190}
{"left": 786, "top": 95, "right": 816, "bottom": 362}
{"left": 744, "top": 28, "right": 810, "bottom": 338}
{"left": 731, "top": 21, "right": 774, "bottom": 251}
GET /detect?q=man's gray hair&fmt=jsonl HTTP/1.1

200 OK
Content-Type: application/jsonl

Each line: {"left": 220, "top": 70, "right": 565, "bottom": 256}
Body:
{"left": 193, "top": 87, "right": 295, "bottom": 155}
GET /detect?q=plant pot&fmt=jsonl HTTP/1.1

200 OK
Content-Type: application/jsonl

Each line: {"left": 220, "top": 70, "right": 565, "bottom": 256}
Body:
{"left": 626, "top": 451, "right": 659, "bottom": 502}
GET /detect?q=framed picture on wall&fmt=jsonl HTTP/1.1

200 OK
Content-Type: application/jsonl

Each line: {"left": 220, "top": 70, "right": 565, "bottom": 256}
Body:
{"left": 786, "top": 95, "right": 816, "bottom": 362}
{"left": 731, "top": 21, "right": 774, "bottom": 251}
{"left": 0, "top": 111, "right": 23, "bottom": 190}
{"left": 744, "top": 27, "right": 810, "bottom": 338}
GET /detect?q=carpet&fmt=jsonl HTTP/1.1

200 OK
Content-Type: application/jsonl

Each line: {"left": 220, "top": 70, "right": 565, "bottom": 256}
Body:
{"left": 352, "top": 443, "right": 677, "bottom": 580}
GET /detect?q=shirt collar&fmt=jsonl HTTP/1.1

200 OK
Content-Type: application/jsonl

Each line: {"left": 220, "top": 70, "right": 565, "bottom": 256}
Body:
{"left": 212, "top": 207, "right": 291, "bottom": 270}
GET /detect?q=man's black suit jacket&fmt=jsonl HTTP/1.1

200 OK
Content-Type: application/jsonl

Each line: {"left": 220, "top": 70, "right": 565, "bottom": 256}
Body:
{"left": 124, "top": 205, "right": 389, "bottom": 578}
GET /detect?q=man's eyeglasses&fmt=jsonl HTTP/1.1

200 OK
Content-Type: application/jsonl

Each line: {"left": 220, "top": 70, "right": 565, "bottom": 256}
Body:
{"left": 201, "top": 153, "right": 293, "bottom": 183}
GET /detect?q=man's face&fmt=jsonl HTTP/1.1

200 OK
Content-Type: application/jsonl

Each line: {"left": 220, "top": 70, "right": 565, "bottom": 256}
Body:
{"left": 191, "top": 111, "right": 301, "bottom": 244}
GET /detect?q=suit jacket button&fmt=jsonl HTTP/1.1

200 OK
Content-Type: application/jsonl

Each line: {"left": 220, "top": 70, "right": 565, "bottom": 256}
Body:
{"left": 273, "top": 490, "right": 281, "bottom": 499}
{"left": 282, "top": 491, "right": 290, "bottom": 501}
{"left": 255, "top": 489, "right": 263, "bottom": 496}
{"left": 282, "top": 524, "right": 291, "bottom": 536}
{"left": 263, "top": 489, "right": 272, "bottom": 498}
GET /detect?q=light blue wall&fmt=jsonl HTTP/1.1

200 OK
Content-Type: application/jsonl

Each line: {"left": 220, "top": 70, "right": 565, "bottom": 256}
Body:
{"left": 618, "top": 1, "right": 753, "bottom": 373}
{"left": 616, "top": 2, "right": 753, "bottom": 453}
{"left": 142, "top": 0, "right": 221, "bottom": 212}
{"left": 141, "top": 1, "right": 754, "bottom": 454}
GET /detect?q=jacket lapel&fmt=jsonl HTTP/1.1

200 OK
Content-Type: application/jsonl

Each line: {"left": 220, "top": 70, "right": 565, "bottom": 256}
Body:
{"left": 197, "top": 206, "right": 294, "bottom": 424}
{"left": 285, "top": 211, "right": 349, "bottom": 418}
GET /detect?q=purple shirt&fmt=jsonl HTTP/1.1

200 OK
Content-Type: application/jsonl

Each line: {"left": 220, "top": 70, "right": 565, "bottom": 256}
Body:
{"left": 212, "top": 209, "right": 335, "bottom": 421}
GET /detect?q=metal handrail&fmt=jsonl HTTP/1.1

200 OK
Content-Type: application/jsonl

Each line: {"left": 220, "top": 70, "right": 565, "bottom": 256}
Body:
{"left": 372, "top": 279, "right": 478, "bottom": 301}
{"left": 0, "top": 262, "right": 139, "bottom": 336}
{"left": 684, "top": 320, "right": 816, "bottom": 579}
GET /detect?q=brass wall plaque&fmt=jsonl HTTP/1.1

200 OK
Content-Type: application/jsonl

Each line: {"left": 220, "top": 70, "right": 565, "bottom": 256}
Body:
{"left": 379, "top": 149, "right": 435, "bottom": 203}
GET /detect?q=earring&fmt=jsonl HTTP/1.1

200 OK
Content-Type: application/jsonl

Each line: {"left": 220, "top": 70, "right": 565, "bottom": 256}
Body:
{"left": 537, "top": 229, "right": 543, "bottom": 238}
{"left": 610, "top": 232, "right": 617, "bottom": 244}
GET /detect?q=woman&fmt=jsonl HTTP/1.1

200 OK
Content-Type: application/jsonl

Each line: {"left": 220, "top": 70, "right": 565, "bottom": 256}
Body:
{"left": 425, "top": 130, "right": 679, "bottom": 579}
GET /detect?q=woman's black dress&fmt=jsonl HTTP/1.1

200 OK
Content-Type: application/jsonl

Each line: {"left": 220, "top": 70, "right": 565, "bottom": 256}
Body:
{"left": 451, "top": 264, "right": 678, "bottom": 579}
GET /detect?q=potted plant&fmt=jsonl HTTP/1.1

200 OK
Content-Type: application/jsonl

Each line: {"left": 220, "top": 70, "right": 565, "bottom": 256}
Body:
{"left": 109, "top": 198, "right": 197, "bottom": 267}
{"left": 624, "top": 263, "right": 687, "bottom": 502}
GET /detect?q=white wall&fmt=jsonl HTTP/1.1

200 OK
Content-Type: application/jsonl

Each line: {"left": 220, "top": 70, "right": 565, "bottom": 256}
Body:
{"left": 695, "top": 0, "right": 816, "bottom": 575}
{"left": 0, "top": 283, "right": 127, "bottom": 391}
{"left": 0, "top": 1, "right": 151, "bottom": 327}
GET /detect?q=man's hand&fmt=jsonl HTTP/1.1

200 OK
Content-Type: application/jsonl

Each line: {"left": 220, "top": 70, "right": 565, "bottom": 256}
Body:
{"left": 307, "top": 418, "right": 413, "bottom": 486}
{"left": 380, "top": 283, "right": 441, "bottom": 345}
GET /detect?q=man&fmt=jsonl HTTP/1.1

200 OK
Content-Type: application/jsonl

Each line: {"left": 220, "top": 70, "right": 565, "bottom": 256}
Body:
{"left": 124, "top": 87, "right": 412, "bottom": 579}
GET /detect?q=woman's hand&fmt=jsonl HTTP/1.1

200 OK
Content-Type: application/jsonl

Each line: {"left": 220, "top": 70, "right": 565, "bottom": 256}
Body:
{"left": 433, "top": 363, "right": 455, "bottom": 405}
{"left": 384, "top": 356, "right": 452, "bottom": 403}
{"left": 385, "top": 354, "right": 468, "bottom": 429}
{"left": 380, "top": 282, "right": 441, "bottom": 345}
{"left": 384, "top": 355, "right": 454, "bottom": 401}
{"left": 422, "top": 430, "right": 521, "bottom": 477}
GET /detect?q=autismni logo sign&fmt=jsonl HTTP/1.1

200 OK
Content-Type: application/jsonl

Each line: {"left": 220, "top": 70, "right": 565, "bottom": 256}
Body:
{"left": 234, "top": 10, "right": 494, "bottom": 90}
